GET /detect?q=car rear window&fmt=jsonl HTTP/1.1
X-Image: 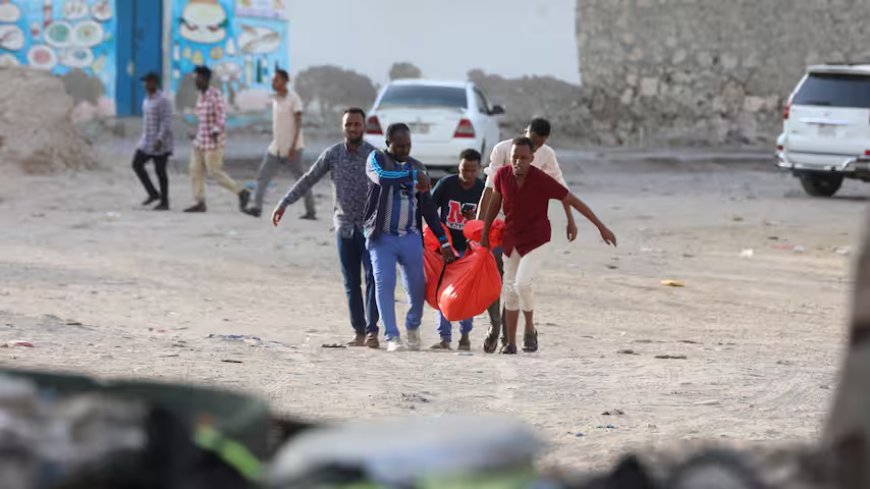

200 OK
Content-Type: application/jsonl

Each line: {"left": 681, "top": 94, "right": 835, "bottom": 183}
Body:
{"left": 793, "top": 73, "right": 870, "bottom": 108}
{"left": 378, "top": 85, "right": 468, "bottom": 109}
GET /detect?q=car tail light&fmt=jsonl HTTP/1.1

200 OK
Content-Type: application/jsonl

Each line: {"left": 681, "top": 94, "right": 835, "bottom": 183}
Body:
{"left": 366, "top": 115, "right": 383, "bottom": 136}
{"left": 453, "top": 118, "right": 475, "bottom": 138}
{"left": 864, "top": 150, "right": 870, "bottom": 156}
{"left": 783, "top": 103, "right": 791, "bottom": 120}
{"left": 776, "top": 145, "right": 784, "bottom": 152}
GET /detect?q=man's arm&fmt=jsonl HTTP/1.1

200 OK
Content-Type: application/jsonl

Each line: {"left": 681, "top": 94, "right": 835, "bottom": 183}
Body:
{"left": 477, "top": 143, "right": 506, "bottom": 219}
{"left": 366, "top": 151, "right": 417, "bottom": 187}
{"left": 541, "top": 148, "right": 577, "bottom": 240}
{"left": 290, "top": 111, "right": 302, "bottom": 152}
{"left": 562, "top": 193, "right": 616, "bottom": 246}
{"left": 479, "top": 190, "right": 503, "bottom": 249}
{"left": 211, "top": 92, "right": 226, "bottom": 138}
{"left": 157, "top": 98, "right": 172, "bottom": 148}
{"left": 278, "top": 149, "right": 331, "bottom": 209}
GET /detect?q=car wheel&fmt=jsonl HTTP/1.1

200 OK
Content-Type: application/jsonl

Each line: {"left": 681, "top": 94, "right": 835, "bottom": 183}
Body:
{"left": 798, "top": 173, "right": 844, "bottom": 197}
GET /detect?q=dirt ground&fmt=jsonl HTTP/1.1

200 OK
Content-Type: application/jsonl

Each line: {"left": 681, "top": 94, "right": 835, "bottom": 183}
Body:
{"left": 0, "top": 145, "right": 864, "bottom": 472}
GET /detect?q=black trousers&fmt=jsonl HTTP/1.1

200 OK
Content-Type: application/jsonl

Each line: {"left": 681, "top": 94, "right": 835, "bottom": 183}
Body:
{"left": 132, "top": 150, "right": 169, "bottom": 205}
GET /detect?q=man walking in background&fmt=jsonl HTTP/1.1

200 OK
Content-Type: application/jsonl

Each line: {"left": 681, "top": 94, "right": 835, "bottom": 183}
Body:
{"left": 429, "top": 149, "right": 484, "bottom": 351}
{"left": 476, "top": 118, "right": 577, "bottom": 353}
{"left": 246, "top": 69, "right": 316, "bottom": 219}
{"left": 272, "top": 108, "right": 380, "bottom": 348}
{"left": 132, "top": 72, "right": 173, "bottom": 211}
{"left": 184, "top": 65, "right": 250, "bottom": 214}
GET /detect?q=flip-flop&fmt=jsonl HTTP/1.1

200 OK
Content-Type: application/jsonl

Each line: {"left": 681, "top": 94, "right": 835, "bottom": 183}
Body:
{"left": 483, "top": 328, "right": 500, "bottom": 354}
{"left": 522, "top": 329, "right": 538, "bottom": 353}
{"left": 500, "top": 344, "right": 518, "bottom": 355}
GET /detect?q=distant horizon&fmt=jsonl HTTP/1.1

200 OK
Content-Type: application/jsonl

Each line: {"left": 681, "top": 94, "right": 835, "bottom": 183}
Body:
{"left": 286, "top": 0, "right": 580, "bottom": 85}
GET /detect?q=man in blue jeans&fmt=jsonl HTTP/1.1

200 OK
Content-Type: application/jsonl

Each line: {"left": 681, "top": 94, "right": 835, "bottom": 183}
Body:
{"left": 429, "top": 149, "right": 485, "bottom": 351}
{"left": 364, "top": 123, "right": 455, "bottom": 352}
{"left": 272, "top": 108, "right": 380, "bottom": 348}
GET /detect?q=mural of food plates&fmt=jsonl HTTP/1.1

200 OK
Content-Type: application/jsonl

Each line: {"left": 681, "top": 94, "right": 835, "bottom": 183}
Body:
{"left": 238, "top": 24, "right": 280, "bottom": 54}
{"left": 60, "top": 47, "right": 95, "bottom": 68}
{"left": 180, "top": 0, "right": 228, "bottom": 44}
{"left": 91, "top": 0, "right": 112, "bottom": 22}
{"left": 0, "top": 53, "right": 20, "bottom": 68}
{"left": 72, "top": 20, "right": 104, "bottom": 48}
{"left": 63, "top": 0, "right": 90, "bottom": 21}
{"left": 27, "top": 45, "right": 58, "bottom": 70}
{"left": 0, "top": 25, "right": 25, "bottom": 51}
{"left": 0, "top": 1, "right": 21, "bottom": 23}
{"left": 45, "top": 21, "right": 74, "bottom": 48}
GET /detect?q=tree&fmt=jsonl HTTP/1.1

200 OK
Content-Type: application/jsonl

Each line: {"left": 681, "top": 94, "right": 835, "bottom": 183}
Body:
{"left": 295, "top": 65, "right": 377, "bottom": 121}
{"left": 388, "top": 62, "right": 422, "bottom": 81}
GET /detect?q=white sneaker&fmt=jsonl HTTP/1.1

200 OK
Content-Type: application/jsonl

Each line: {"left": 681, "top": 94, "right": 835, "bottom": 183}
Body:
{"left": 386, "top": 339, "right": 406, "bottom": 352}
{"left": 406, "top": 329, "right": 421, "bottom": 351}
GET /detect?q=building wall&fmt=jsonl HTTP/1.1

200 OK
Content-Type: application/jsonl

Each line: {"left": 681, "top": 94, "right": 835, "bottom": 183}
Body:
{"left": 576, "top": 0, "right": 870, "bottom": 146}
{"left": 0, "top": 0, "right": 118, "bottom": 122}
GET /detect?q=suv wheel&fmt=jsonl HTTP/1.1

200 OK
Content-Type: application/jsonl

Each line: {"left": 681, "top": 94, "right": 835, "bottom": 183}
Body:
{"left": 798, "top": 173, "right": 844, "bottom": 197}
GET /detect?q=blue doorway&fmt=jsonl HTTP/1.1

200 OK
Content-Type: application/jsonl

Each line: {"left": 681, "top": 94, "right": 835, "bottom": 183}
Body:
{"left": 116, "top": 0, "right": 164, "bottom": 116}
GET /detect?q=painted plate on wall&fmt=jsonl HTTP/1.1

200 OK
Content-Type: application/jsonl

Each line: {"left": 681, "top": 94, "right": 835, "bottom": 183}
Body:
{"left": 72, "top": 21, "right": 104, "bottom": 48}
{"left": 45, "top": 22, "right": 73, "bottom": 48}
{"left": 0, "top": 25, "right": 25, "bottom": 51}
{"left": 63, "top": 0, "right": 89, "bottom": 21}
{"left": 60, "top": 47, "right": 94, "bottom": 68}
{"left": 91, "top": 0, "right": 113, "bottom": 22}
{"left": 0, "top": 54, "right": 20, "bottom": 68}
{"left": 0, "top": 2, "right": 21, "bottom": 23}
{"left": 27, "top": 45, "right": 58, "bottom": 70}
{"left": 238, "top": 25, "right": 280, "bottom": 54}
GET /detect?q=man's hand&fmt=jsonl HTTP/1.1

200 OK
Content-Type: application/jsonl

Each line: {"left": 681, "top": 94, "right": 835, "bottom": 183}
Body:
{"left": 566, "top": 220, "right": 578, "bottom": 242}
{"left": 416, "top": 172, "right": 430, "bottom": 192}
{"left": 480, "top": 235, "right": 490, "bottom": 249}
{"left": 154, "top": 140, "right": 163, "bottom": 152}
{"left": 440, "top": 245, "right": 457, "bottom": 264}
{"left": 599, "top": 227, "right": 617, "bottom": 247}
{"left": 271, "top": 206, "right": 286, "bottom": 227}
{"left": 187, "top": 130, "right": 196, "bottom": 140}
{"left": 462, "top": 210, "right": 475, "bottom": 221}
{"left": 211, "top": 131, "right": 220, "bottom": 143}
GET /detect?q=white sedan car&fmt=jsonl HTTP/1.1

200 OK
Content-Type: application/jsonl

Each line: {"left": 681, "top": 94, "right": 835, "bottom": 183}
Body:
{"left": 363, "top": 80, "right": 504, "bottom": 171}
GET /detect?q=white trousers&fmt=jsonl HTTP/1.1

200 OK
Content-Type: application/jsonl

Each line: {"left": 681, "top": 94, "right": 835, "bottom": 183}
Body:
{"left": 502, "top": 243, "right": 549, "bottom": 312}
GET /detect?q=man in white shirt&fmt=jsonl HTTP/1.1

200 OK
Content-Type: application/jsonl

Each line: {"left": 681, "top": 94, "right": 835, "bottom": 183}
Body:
{"left": 476, "top": 118, "right": 578, "bottom": 353}
{"left": 245, "top": 69, "right": 316, "bottom": 219}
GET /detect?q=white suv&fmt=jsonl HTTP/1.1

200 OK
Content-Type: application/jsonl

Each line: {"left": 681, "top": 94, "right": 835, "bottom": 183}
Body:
{"left": 777, "top": 64, "right": 870, "bottom": 197}
{"left": 363, "top": 80, "right": 504, "bottom": 171}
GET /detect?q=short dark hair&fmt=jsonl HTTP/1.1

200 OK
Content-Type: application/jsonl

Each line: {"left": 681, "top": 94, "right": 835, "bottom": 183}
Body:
{"left": 194, "top": 65, "right": 212, "bottom": 80}
{"left": 275, "top": 68, "right": 289, "bottom": 82}
{"left": 528, "top": 118, "right": 551, "bottom": 137}
{"left": 386, "top": 123, "right": 410, "bottom": 141}
{"left": 343, "top": 107, "right": 366, "bottom": 119}
{"left": 512, "top": 136, "right": 535, "bottom": 152}
{"left": 459, "top": 149, "right": 481, "bottom": 163}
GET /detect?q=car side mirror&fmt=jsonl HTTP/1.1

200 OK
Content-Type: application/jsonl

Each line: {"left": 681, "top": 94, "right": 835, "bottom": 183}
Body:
{"left": 490, "top": 105, "right": 505, "bottom": 115}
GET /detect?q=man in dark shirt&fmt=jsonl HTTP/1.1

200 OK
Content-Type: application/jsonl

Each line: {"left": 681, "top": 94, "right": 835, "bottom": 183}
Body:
{"left": 481, "top": 137, "right": 617, "bottom": 354}
{"left": 429, "top": 149, "right": 485, "bottom": 351}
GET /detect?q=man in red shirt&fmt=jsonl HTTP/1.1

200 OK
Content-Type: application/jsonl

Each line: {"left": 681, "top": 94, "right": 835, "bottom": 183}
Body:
{"left": 480, "top": 137, "right": 616, "bottom": 354}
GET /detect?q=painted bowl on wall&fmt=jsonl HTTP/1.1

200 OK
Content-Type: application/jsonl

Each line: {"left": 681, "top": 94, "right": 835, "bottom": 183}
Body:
{"left": 72, "top": 21, "right": 104, "bottom": 48}
{"left": 0, "top": 2, "right": 21, "bottom": 23}
{"left": 238, "top": 25, "right": 280, "bottom": 54}
{"left": 0, "top": 54, "right": 20, "bottom": 68}
{"left": 0, "top": 25, "right": 25, "bottom": 51}
{"left": 45, "top": 22, "right": 73, "bottom": 48}
{"left": 60, "top": 47, "right": 95, "bottom": 69}
{"left": 27, "top": 45, "right": 58, "bottom": 70}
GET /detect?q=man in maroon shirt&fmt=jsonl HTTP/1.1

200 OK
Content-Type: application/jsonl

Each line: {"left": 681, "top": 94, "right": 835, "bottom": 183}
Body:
{"left": 480, "top": 137, "right": 616, "bottom": 354}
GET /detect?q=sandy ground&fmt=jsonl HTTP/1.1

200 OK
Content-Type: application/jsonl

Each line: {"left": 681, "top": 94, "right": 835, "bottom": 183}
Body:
{"left": 0, "top": 145, "right": 865, "bottom": 472}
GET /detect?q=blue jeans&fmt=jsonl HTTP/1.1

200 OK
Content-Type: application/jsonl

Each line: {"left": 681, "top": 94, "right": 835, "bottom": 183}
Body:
{"left": 337, "top": 228, "right": 379, "bottom": 336}
{"left": 436, "top": 312, "right": 473, "bottom": 342}
{"left": 367, "top": 233, "right": 425, "bottom": 341}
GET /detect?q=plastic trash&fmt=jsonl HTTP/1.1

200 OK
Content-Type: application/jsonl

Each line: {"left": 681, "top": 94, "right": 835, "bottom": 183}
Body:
{"left": 660, "top": 280, "right": 685, "bottom": 287}
{"left": 739, "top": 249, "right": 754, "bottom": 258}
{"left": 437, "top": 243, "right": 502, "bottom": 322}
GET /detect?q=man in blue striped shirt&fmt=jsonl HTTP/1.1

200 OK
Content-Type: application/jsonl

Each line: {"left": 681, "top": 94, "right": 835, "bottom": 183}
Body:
{"left": 364, "top": 123, "right": 455, "bottom": 352}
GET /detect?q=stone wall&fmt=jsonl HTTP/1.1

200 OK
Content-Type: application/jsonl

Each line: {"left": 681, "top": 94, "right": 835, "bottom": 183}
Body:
{"left": 576, "top": 0, "right": 870, "bottom": 146}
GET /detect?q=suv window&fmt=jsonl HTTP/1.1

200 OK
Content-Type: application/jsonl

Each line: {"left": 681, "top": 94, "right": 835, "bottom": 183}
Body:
{"left": 378, "top": 85, "right": 468, "bottom": 109}
{"left": 474, "top": 89, "right": 491, "bottom": 114}
{"left": 793, "top": 73, "right": 870, "bottom": 109}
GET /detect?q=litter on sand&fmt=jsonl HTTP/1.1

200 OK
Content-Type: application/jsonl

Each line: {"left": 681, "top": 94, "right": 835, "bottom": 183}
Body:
{"left": 660, "top": 279, "right": 685, "bottom": 287}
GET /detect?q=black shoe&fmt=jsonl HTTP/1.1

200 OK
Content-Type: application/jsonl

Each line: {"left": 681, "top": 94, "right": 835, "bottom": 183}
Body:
{"left": 457, "top": 334, "right": 471, "bottom": 352}
{"left": 500, "top": 344, "right": 518, "bottom": 355}
{"left": 244, "top": 207, "right": 262, "bottom": 218}
{"left": 522, "top": 329, "right": 538, "bottom": 353}
{"left": 300, "top": 212, "right": 317, "bottom": 221}
{"left": 153, "top": 203, "right": 169, "bottom": 211}
{"left": 184, "top": 202, "right": 207, "bottom": 213}
{"left": 483, "top": 326, "right": 500, "bottom": 354}
{"left": 142, "top": 195, "right": 159, "bottom": 206}
{"left": 238, "top": 189, "right": 251, "bottom": 212}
